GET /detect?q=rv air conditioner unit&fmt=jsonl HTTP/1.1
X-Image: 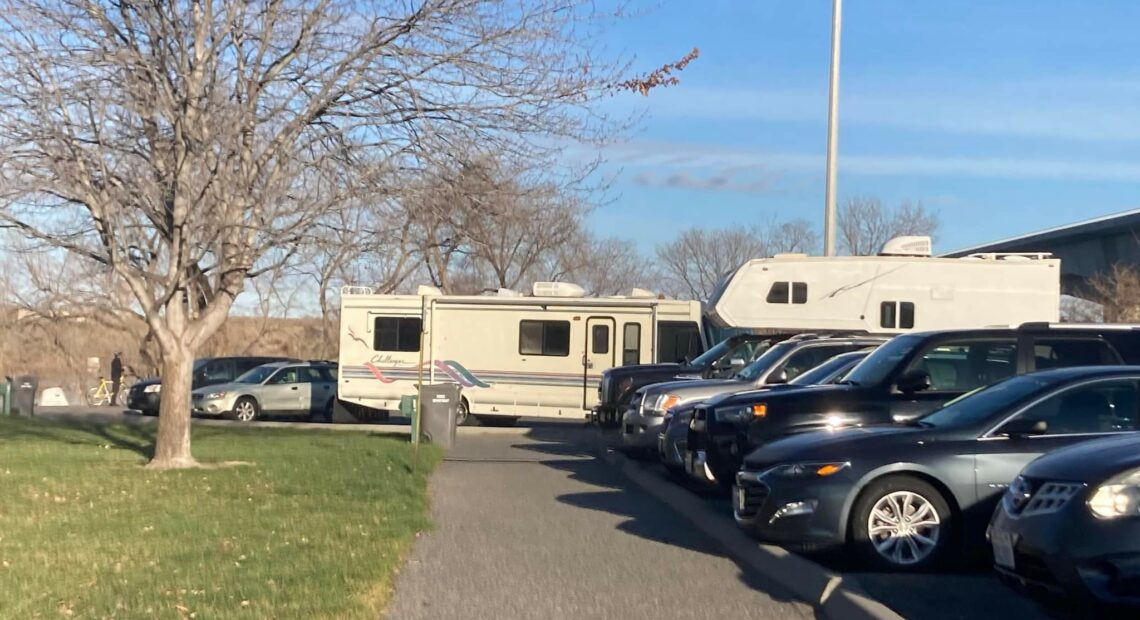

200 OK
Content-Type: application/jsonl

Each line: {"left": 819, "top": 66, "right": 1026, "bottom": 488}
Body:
{"left": 417, "top": 285, "right": 443, "bottom": 296}
{"left": 532, "top": 281, "right": 586, "bottom": 298}
{"left": 629, "top": 288, "right": 657, "bottom": 298}
{"left": 879, "top": 236, "right": 932, "bottom": 257}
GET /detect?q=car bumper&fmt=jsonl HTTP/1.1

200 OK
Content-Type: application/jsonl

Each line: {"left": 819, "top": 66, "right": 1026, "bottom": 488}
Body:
{"left": 621, "top": 409, "right": 665, "bottom": 450}
{"left": 192, "top": 395, "right": 238, "bottom": 416}
{"left": 732, "top": 469, "right": 850, "bottom": 548}
{"left": 989, "top": 499, "right": 1140, "bottom": 607}
{"left": 127, "top": 392, "right": 159, "bottom": 413}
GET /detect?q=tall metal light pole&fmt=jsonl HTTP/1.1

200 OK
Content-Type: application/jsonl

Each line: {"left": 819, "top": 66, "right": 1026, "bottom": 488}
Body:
{"left": 823, "top": 0, "right": 843, "bottom": 256}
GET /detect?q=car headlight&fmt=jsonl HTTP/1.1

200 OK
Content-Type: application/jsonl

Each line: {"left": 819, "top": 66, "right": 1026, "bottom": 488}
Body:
{"left": 143, "top": 384, "right": 161, "bottom": 393}
{"left": 1089, "top": 468, "right": 1140, "bottom": 519}
{"left": 713, "top": 403, "right": 768, "bottom": 424}
{"left": 763, "top": 462, "right": 850, "bottom": 479}
{"left": 653, "top": 394, "right": 682, "bottom": 413}
{"left": 203, "top": 391, "right": 227, "bottom": 400}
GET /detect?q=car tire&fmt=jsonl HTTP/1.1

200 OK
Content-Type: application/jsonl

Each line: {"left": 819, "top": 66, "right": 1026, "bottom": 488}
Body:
{"left": 229, "top": 397, "right": 260, "bottom": 423}
{"left": 456, "top": 398, "right": 476, "bottom": 426}
{"left": 850, "top": 475, "right": 954, "bottom": 571}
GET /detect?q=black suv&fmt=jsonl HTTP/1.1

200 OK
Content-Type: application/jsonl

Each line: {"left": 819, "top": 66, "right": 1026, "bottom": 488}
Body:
{"left": 593, "top": 333, "right": 773, "bottom": 427}
{"left": 687, "top": 324, "right": 1140, "bottom": 485}
{"left": 127, "top": 356, "right": 296, "bottom": 415}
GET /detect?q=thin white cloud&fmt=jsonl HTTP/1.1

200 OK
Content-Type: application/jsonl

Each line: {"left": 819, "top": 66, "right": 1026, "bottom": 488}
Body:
{"left": 591, "top": 140, "right": 1140, "bottom": 182}
{"left": 614, "top": 77, "right": 1140, "bottom": 142}
{"left": 631, "top": 168, "right": 776, "bottom": 193}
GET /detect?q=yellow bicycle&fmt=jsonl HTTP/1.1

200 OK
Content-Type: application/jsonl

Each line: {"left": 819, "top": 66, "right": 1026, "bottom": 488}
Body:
{"left": 87, "top": 378, "right": 116, "bottom": 406}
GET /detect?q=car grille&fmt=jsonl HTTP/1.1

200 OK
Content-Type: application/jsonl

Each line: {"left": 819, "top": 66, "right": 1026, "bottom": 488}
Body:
{"left": 736, "top": 478, "right": 770, "bottom": 518}
{"left": 1003, "top": 477, "right": 1082, "bottom": 518}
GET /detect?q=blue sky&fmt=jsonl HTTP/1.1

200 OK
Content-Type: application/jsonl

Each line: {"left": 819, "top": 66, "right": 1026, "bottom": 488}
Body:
{"left": 585, "top": 0, "right": 1140, "bottom": 254}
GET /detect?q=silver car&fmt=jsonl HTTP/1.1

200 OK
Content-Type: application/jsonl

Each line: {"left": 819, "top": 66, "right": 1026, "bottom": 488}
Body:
{"left": 192, "top": 361, "right": 338, "bottom": 422}
{"left": 622, "top": 335, "right": 886, "bottom": 452}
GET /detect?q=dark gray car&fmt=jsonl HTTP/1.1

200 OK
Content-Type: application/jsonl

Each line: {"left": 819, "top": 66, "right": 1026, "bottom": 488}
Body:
{"left": 990, "top": 433, "right": 1140, "bottom": 608}
{"left": 734, "top": 367, "right": 1140, "bottom": 571}
{"left": 621, "top": 335, "right": 885, "bottom": 452}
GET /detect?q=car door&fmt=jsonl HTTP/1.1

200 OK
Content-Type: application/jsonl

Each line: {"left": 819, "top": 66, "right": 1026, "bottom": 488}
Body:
{"left": 972, "top": 376, "right": 1140, "bottom": 530}
{"left": 261, "top": 367, "right": 302, "bottom": 413}
{"left": 300, "top": 367, "right": 333, "bottom": 413}
{"left": 889, "top": 338, "right": 1018, "bottom": 422}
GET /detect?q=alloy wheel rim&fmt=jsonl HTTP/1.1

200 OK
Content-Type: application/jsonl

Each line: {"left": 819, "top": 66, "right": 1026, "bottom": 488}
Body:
{"left": 457, "top": 402, "right": 468, "bottom": 425}
{"left": 236, "top": 402, "right": 255, "bottom": 422}
{"left": 867, "top": 491, "right": 941, "bottom": 566}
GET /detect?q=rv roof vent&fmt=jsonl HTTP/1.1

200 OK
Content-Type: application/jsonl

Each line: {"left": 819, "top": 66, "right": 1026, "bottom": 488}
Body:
{"left": 496, "top": 288, "right": 523, "bottom": 297}
{"left": 532, "top": 281, "right": 586, "bottom": 298}
{"left": 879, "top": 235, "right": 932, "bottom": 257}
{"left": 417, "top": 285, "right": 443, "bottom": 296}
{"left": 629, "top": 287, "right": 656, "bottom": 298}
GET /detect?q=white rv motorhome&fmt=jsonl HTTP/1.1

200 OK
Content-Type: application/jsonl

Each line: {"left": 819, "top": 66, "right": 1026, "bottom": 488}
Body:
{"left": 337, "top": 283, "right": 704, "bottom": 424}
{"left": 705, "top": 236, "right": 1061, "bottom": 333}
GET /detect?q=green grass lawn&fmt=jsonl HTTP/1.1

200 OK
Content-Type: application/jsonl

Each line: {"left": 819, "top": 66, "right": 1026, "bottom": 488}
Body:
{"left": 0, "top": 416, "right": 440, "bottom": 619}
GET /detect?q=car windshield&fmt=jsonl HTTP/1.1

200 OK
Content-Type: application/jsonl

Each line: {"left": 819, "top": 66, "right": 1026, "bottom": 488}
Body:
{"left": 688, "top": 340, "right": 730, "bottom": 368}
{"left": 915, "top": 375, "right": 1054, "bottom": 428}
{"left": 734, "top": 341, "right": 795, "bottom": 382}
{"left": 841, "top": 335, "right": 925, "bottom": 386}
{"left": 235, "top": 365, "right": 277, "bottom": 384}
{"left": 789, "top": 353, "right": 865, "bottom": 386}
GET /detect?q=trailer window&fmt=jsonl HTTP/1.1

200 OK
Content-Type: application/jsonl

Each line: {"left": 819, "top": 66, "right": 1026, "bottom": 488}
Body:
{"left": 374, "top": 317, "right": 422, "bottom": 352}
{"left": 591, "top": 324, "right": 610, "bottom": 354}
{"left": 880, "top": 302, "right": 916, "bottom": 329}
{"left": 623, "top": 323, "right": 641, "bottom": 365}
{"left": 519, "top": 320, "right": 571, "bottom": 357}
{"left": 792, "top": 282, "right": 808, "bottom": 304}
{"left": 766, "top": 282, "right": 789, "bottom": 303}
{"left": 900, "top": 302, "right": 915, "bottom": 329}
{"left": 767, "top": 282, "right": 807, "bottom": 304}
{"left": 658, "top": 321, "right": 702, "bottom": 363}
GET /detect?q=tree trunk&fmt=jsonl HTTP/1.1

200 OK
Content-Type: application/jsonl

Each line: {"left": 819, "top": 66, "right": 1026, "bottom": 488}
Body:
{"left": 148, "top": 341, "right": 196, "bottom": 468}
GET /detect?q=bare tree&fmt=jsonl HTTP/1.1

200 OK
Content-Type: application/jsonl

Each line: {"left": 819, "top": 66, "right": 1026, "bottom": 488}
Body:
{"left": 759, "top": 218, "right": 820, "bottom": 255}
{"left": 837, "top": 197, "right": 940, "bottom": 255}
{"left": 0, "top": 0, "right": 634, "bottom": 468}
{"left": 655, "top": 228, "right": 769, "bottom": 300}
{"left": 1089, "top": 265, "right": 1140, "bottom": 323}
{"left": 545, "top": 233, "right": 656, "bottom": 297}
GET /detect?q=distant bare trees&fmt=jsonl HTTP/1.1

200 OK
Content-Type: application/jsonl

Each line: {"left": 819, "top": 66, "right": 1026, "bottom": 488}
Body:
{"left": 0, "top": 0, "right": 640, "bottom": 468}
{"left": 655, "top": 220, "right": 819, "bottom": 300}
{"left": 838, "top": 197, "right": 940, "bottom": 255}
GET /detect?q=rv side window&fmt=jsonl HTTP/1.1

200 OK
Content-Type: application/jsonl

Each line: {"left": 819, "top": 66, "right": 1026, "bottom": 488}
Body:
{"left": 591, "top": 324, "right": 610, "bottom": 354}
{"left": 766, "top": 282, "right": 789, "bottom": 303}
{"left": 374, "top": 317, "right": 422, "bottom": 352}
{"left": 880, "top": 302, "right": 897, "bottom": 329}
{"left": 657, "top": 321, "right": 702, "bottom": 363}
{"left": 899, "top": 302, "right": 915, "bottom": 329}
{"left": 623, "top": 323, "right": 641, "bottom": 365}
{"left": 519, "top": 320, "right": 571, "bottom": 357}
{"left": 792, "top": 282, "right": 808, "bottom": 304}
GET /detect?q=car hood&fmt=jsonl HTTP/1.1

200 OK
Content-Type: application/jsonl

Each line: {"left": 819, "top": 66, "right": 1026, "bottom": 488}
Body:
{"left": 192, "top": 382, "right": 243, "bottom": 395}
{"left": 742, "top": 425, "right": 927, "bottom": 469}
{"left": 644, "top": 378, "right": 747, "bottom": 399}
{"left": 1022, "top": 434, "right": 1140, "bottom": 483}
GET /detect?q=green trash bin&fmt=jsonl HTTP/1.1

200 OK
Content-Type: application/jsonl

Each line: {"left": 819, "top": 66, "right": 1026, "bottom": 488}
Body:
{"left": 0, "top": 379, "right": 9, "bottom": 415}
{"left": 400, "top": 395, "right": 418, "bottom": 438}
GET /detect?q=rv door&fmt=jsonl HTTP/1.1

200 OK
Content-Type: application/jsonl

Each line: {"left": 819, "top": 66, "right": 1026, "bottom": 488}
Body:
{"left": 584, "top": 317, "right": 616, "bottom": 409}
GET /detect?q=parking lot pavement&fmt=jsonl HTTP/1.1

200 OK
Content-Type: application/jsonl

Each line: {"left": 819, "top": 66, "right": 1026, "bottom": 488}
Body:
{"left": 613, "top": 452, "right": 1057, "bottom": 620}
{"left": 386, "top": 424, "right": 814, "bottom": 620}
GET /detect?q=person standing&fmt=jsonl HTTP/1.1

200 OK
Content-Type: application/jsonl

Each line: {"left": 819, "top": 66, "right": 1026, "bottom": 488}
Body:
{"left": 110, "top": 352, "right": 123, "bottom": 406}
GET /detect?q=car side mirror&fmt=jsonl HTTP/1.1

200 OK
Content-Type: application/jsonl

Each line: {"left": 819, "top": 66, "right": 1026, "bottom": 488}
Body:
{"left": 768, "top": 368, "right": 788, "bottom": 384}
{"left": 1001, "top": 419, "right": 1048, "bottom": 438}
{"left": 896, "top": 370, "right": 931, "bottom": 394}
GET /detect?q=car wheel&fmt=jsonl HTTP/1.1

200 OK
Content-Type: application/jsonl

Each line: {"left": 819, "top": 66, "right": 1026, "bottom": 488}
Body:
{"left": 456, "top": 398, "right": 475, "bottom": 426}
{"left": 230, "top": 397, "right": 259, "bottom": 423}
{"left": 851, "top": 476, "right": 953, "bottom": 571}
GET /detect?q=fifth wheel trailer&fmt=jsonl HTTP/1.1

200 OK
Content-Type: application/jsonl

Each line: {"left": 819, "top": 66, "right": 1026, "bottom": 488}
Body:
{"left": 337, "top": 283, "right": 704, "bottom": 424}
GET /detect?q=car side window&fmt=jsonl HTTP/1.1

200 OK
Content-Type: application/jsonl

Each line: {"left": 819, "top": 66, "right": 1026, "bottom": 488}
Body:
{"left": 267, "top": 368, "right": 301, "bottom": 385}
{"left": 905, "top": 339, "right": 1017, "bottom": 392}
{"left": 1032, "top": 338, "right": 1118, "bottom": 370}
{"left": 202, "top": 360, "right": 234, "bottom": 382}
{"left": 301, "top": 368, "right": 328, "bottom": 383}
{"left": 1002, "top": 379, "right": 1140, "bottom": 435}
{"left": 779, "top": 345, "right": 848, "bottom": 381}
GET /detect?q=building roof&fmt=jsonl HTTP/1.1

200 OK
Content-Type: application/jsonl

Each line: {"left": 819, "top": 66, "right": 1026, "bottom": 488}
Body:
{"left": 944, "top": 208, "right": 1140, "bottom": 257}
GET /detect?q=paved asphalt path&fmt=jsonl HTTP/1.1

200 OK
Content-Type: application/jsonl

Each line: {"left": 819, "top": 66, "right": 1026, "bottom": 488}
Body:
{"left": 386, "top": 424, "right": 813, "bottom": 620}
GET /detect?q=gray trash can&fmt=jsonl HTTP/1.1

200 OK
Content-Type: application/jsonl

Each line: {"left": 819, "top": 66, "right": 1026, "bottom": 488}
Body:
{"left": 10, "top": 375, "right": 37, "bottom": 417}
{"left": 418, "top": 383, "right": 461, "bottom": 449}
